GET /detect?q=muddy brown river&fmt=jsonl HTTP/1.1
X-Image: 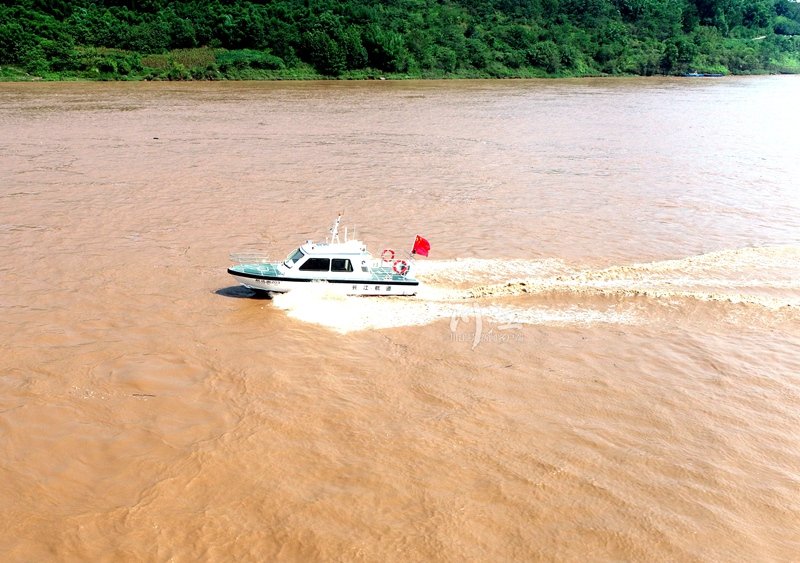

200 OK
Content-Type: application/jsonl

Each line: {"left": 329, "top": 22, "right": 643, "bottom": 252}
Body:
{"left": 1, "top": 77, "right": 800, "bottom": 562}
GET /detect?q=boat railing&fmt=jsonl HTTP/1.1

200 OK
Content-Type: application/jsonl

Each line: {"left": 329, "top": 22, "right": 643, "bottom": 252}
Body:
{"left": 229, "top": 252, "right": 272, "bottom": 271}
{"left": 372, "top": 249, "right": 417, "bottom": 278}
{"left": 376, "top": 248, "right": 416, "bottom": 265}
{"left": 370, "top": 268, "right": 401, "bottom": 282}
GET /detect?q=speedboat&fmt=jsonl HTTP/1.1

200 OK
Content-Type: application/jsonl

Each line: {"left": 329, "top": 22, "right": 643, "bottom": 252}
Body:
{"left": 227, "top": 214, "right": 429, "bottom": 296}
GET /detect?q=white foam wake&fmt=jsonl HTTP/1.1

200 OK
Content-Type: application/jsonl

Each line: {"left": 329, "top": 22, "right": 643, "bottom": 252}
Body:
{"left": 268, "top": 246, "right": 800, "bottom": 332}
{"left": 460, "top": 246, "right": 800, "bottom": 309}
{"left": 271, "top": 284, "right": 633, "bottom": 333}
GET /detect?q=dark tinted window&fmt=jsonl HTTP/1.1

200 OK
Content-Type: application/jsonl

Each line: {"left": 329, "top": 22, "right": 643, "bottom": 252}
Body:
{"left": 331, "top": 259, "right": 353, "bottom": 272}
{"left": 299, "top": 258, "right": 330, "bottom": 271}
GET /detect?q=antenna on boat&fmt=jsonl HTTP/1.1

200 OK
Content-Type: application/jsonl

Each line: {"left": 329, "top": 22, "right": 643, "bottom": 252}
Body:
{"left": 330, "top": 212, "right": 342, "bottom": 244}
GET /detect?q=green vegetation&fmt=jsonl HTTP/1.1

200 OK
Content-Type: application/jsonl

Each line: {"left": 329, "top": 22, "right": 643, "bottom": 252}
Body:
{"left": 1, "top": 0, "right": 799, "bottom": 80}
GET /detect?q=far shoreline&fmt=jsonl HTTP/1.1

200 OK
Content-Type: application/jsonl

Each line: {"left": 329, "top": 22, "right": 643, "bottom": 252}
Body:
{"left": 1, "top": 69, "right": 794, "bottom": 83}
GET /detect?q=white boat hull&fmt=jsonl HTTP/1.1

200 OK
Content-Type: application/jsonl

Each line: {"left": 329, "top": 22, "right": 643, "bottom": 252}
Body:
{"left": 229, "top": 273, "right": 418, "bottom": 296}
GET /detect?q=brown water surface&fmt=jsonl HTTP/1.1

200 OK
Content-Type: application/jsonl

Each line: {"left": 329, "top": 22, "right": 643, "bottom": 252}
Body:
{"left": 1, "top": 78, "right": 800, "bottom": 562}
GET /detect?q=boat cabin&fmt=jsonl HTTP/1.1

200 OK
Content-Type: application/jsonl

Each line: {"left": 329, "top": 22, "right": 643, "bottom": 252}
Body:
{"left": 283, "top": 240, "right": 372, "bottom": 277}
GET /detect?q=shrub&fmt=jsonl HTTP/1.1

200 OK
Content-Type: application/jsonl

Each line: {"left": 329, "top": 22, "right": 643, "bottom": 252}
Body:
{"left": 98, "top": 58, "right": 116, "bottom": 74}
{"left": 303, "top": 30, "right": 346, "bottom": 74}
{"left": 528, "top": 41, "right": 561, "bottom": 73}
{"left": 774, "top": 16, "right": 800, "bottom": 35}
{"left": 364, "top": 25, "right": 408, "bottom": 72}
{"left": 167, "top": 62, "right": 190, "bottom": 80}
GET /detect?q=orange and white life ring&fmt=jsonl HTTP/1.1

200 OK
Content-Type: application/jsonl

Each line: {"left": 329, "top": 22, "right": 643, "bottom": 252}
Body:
{"left": 393, "top": 259, "right": 409, "bottom": 275}
{"left": 381, "top": 249, "right": 395, "bottom": 262}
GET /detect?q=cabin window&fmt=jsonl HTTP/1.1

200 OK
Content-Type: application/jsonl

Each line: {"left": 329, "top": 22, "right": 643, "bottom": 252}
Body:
{"left": 299, "top": 258, "right": 330, "bottom": 271}
{"left": 331, "top": 259, "right": 353, "bottom": 272}
{"left": 284, "top": 249, "right": 304, "bottom": 268}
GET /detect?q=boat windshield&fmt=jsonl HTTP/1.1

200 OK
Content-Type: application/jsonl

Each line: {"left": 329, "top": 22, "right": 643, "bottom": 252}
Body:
{"left": 284, "top": 248, "right": 304, "bottom": 268}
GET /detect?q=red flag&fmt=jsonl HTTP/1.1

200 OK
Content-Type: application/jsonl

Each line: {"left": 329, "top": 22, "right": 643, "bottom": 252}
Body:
{"left": 412, "top": 235, "right": 430, "bottom": 257}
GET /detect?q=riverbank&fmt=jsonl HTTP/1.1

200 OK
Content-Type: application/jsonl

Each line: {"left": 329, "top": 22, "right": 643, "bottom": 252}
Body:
{"left": 2, "top": 45, "right": 799, "bottom": 83}
{"left": 1, "top": 62, "right": 797, "bottom": 82}
{"left": 0, "top": 66, "right": 592, "bottom": 82}
{"left": 4, "top": 0, "right": 800, "bottom": 84}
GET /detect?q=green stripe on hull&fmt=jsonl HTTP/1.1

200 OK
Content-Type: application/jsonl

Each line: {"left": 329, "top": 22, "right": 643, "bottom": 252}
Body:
{"left": 230, "top": 263, "right": 416, "bottom": 283}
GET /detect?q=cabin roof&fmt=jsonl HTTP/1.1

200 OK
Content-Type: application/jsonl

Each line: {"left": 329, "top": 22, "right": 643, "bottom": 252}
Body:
{"left": 300, "top": 239, "right": 367, "bottom": 256}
